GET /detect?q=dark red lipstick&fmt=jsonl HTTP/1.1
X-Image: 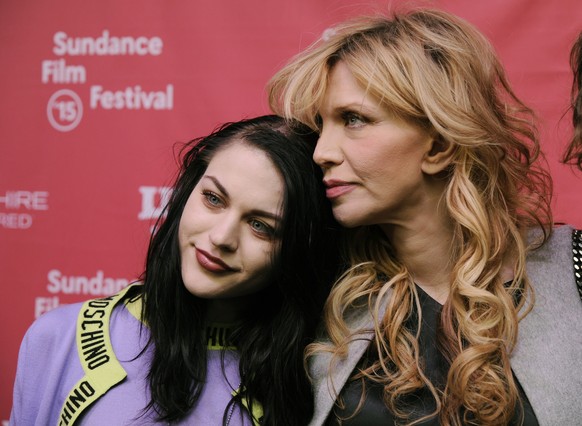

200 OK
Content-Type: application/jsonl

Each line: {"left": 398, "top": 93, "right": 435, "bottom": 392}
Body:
{"left": 195, "top": 248, "right": 238, "bottom": 273}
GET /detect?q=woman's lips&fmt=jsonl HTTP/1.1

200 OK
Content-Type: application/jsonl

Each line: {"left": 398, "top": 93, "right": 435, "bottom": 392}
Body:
{"left": 324, "top": 180, "right": 355, "bottom": 199}
{"left": 195, "top": 248, "right": 237, "bottom": 273}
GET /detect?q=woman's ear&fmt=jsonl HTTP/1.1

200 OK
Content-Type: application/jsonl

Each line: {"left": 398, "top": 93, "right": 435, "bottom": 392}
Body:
{"left": 421, "top": 135, "right": 455, "bottom": 175}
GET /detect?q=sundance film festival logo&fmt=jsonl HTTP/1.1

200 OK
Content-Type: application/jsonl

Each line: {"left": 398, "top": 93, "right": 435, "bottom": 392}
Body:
{"left": 41, "top": 30, "right": 172, "bottom": 133}
{"left": 47, "top": 89, "right": 83, "bottom": 132}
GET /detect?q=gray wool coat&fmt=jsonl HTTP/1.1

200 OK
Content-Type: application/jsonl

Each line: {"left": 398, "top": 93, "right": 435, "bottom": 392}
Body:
{"left": 309, "top": 225, "right": 582, "bottom": 426}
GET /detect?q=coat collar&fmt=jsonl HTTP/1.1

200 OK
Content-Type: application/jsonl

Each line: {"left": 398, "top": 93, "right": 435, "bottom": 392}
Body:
{"left": 309, "top": 226, "right": 582, "bottom": 425}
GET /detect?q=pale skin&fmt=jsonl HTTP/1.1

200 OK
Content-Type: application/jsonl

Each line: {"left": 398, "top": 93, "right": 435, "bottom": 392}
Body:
{"left": 315, "top": 61, "right": 457, "bottom": 303}
{"left": 178, "top": 142, "right": 284, "bottom": 322}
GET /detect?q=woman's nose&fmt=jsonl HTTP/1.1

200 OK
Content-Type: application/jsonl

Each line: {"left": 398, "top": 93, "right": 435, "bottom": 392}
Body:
{"left": 209, "top": 217, "right": 239, "bottom": 252}
{"left": 313, "top": 125, "right": 343, "bottom": 169}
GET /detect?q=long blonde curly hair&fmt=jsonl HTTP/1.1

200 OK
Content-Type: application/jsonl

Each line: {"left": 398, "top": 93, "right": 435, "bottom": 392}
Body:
{"left": 268, "top": 8, "right": 553, "bottom": 426}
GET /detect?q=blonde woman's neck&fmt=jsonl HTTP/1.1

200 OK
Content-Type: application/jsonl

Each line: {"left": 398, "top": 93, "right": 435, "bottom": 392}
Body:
{"left": 380, "top": 201, "right": 454, "bottom": 304}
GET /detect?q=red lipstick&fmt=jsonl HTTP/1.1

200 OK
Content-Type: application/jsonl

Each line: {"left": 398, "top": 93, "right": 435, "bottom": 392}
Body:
{"left": 195, "top": 248, "right": 237, "bottom": 273}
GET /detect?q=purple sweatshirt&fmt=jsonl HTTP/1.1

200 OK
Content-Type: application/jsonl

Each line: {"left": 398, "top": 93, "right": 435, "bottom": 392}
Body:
{"left": 10, "top": 298, "right": 254, "bottom": 425}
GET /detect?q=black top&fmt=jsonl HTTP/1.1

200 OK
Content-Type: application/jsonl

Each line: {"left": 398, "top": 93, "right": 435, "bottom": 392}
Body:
{"left": 326, "top": 285, "right": 539, "bottom": 425}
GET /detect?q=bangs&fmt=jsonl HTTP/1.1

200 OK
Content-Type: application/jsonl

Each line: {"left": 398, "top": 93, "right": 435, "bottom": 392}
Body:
{"left": 340, "top": 45, "right": 433, "bottom": 132}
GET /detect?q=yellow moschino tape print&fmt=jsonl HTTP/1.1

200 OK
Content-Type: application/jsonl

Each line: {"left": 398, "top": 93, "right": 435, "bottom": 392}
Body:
{"left": 58, "top": 284, "right": 137, "bottom": 425}
{"left": 58, "top": 283, "right": 263, "bottom": 425}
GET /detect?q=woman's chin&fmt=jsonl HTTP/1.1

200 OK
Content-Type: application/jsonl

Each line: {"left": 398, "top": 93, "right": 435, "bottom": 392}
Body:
{"left": 332, "top": 209, "right": 365, "bottom": 228}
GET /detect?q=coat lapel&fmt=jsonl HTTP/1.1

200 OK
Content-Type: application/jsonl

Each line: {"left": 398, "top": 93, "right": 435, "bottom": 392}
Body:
{"left": 308, "top": 290, "right": 392, "bottom": 426}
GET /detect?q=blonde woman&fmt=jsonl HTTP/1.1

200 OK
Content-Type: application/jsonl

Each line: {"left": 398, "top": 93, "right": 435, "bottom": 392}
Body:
{"left": 269, "top": 9, "right": 582, "bottom": 426}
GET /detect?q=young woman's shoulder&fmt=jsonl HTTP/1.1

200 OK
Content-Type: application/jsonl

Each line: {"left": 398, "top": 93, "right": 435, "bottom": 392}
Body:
{"left": 21, "top": 302, "right": 83, "bottom": 358}
{"left": 11, "top": 288, "right": 144, "bottom": 425}
{"left": 11, "top": 302, "right": 85, "bottom": 424}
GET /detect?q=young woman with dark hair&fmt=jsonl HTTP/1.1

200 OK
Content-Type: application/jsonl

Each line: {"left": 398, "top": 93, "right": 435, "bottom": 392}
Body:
{"left": 10, "top": 115, "right": 340, "bottom": 425}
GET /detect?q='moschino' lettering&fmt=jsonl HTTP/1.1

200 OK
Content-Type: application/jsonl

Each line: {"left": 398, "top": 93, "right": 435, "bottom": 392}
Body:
{"left": 79, "top": 296, "right": 116, "bottom": 369}
{"left": 58, "top": 380, "right": 95, "bottom": 425}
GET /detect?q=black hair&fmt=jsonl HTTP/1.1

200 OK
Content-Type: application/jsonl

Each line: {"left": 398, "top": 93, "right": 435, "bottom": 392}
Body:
{"left": 563, "top": 31, "right": 582, "bottom": 169}
{"left": 136, "top": 115, "right": 340, "bottom": 424}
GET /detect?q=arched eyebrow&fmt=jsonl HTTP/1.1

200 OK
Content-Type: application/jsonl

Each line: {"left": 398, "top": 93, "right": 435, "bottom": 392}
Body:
{"left": 203, "top": 175, "right": 283, "bottom": 222}
{"left": 204, "top": 175, "right": 229, "bottom": 198}
{"left": 248, "top": 209, "right": 283, "bottom": 222}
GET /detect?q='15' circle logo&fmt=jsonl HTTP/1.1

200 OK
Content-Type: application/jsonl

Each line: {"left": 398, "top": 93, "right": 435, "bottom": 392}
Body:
{"left": 47, "top": 89, "right": 83, "bottom": 132}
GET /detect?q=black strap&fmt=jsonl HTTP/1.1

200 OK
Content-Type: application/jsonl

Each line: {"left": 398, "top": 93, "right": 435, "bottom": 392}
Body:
{"left": 573, "top": 229, "right": 582, "bottom": 301}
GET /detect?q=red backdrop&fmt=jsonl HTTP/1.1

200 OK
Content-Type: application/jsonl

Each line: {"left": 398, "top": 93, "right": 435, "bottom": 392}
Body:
{"left": 1, "top": 0, "right": 581, "bottom": 420}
